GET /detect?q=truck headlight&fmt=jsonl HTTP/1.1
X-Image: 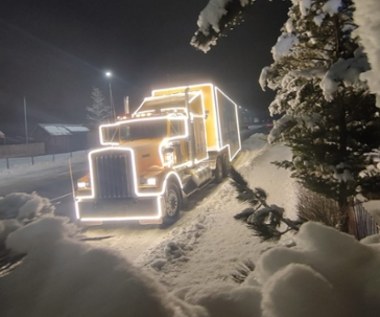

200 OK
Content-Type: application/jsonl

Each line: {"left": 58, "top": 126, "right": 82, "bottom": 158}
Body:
{"left": 146, "top": 177, "right": 157, "bottom": 186}
{"left": 77, "top": 181, "right": 90, "bottom": 189}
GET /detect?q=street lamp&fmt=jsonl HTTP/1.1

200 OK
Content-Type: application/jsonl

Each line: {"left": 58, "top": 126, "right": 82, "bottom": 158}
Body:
{"left": 105, "top": 71, "right": 116, "bottom": 120}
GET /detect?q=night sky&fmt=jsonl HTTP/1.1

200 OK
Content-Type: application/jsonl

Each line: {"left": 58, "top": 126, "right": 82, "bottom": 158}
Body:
{"left": 0, "top": 0, "right": 289, "bottom": 135}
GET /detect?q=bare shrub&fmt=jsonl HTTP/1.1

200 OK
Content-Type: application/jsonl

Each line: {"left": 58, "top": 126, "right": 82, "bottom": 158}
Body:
{"left": 297, "top": 187, "right": 342, "bottom": 228}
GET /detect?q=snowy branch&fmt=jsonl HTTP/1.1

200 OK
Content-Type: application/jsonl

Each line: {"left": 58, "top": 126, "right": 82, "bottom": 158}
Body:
{"left": 191, "top": 0, "right": 255, "bottom": 53}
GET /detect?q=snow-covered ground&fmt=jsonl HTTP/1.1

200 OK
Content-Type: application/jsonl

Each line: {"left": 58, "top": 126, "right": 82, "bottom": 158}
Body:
{"left": 2, "top": 134, "right": 380, "bottom": 317}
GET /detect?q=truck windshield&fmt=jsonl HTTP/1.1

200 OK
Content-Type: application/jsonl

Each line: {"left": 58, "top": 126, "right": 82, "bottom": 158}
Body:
{"left": 102, "top": 118, "right": 187, "bottom": 144}
{"left": 102, "top": 119, "right": 167, "bottom": 143}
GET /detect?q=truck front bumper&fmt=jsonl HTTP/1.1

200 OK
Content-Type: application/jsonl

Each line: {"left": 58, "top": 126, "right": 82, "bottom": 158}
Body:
{"left": 75, "top": 196, "right": 162, "bottom": 223}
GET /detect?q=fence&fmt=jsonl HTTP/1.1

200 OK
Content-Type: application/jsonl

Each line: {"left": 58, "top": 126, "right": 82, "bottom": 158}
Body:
{"left": 353, "top": 200, "right": 379, "bottom": 239}
{"left": 0, "top": 143, "right": 45, "bottom": 158}
{"left": 0, "top": 150, "right": 88, "bottom": 170}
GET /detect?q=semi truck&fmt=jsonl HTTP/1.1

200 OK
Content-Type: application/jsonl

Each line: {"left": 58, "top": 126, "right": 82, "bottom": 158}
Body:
{"left": 75, "top": 83, "right": 241, "bottom": 224}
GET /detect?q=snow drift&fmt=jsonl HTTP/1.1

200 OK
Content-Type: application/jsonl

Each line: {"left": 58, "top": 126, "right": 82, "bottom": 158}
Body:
{"left": 0, "top": 216, "right": 207, "bottom": 317}
{"left": 0, "top": 192, "right": 54, "bottom": 245}
{"left": 5, "top": 213, "right": 380, "bottom": 317}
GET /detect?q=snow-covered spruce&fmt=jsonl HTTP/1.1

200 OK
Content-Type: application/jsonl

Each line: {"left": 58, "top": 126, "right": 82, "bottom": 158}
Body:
{"left": 86, "top": 87, "right": 112, "bottom": 129}
{"left": 260, "top": 0, "right": 380, "bottom": 231}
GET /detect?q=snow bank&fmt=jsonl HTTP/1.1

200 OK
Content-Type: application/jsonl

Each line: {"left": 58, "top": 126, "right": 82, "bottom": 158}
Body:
{"left": 0, "top": 192, "right": 54, "bottom": 245}
{"left": 1, "top": 217, "right": 207, "bottom": 317}
{"left": 179, "top": 222, "right": 380, "bottom": 317}
{"left": 353, "top": 0, "right": 380, "bottom": 106}
{"left": 256, "top": 221, "right": 380, "bottom": 316}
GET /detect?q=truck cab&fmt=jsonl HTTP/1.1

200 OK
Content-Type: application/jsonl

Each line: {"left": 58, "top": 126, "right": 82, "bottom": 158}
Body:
{"left": 75, "top": 84, "right": 241, "bottom": 224}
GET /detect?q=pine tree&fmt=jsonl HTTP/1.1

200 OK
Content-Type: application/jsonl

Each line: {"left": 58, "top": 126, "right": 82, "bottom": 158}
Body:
{"left": 191, "top": 0, "right": 380, "bottom": 234}
{"left": 86, "top": 87, "right": 112, "bottom": 129}
{"left": 259, "top": 0, "right": 380, "bottom": 232}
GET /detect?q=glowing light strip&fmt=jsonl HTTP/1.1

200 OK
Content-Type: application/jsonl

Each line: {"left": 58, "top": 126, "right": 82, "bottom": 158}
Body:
{"left": 214, "top": 87, "right": 242, "bottom": 161}
{"left": 151, "top": 83, "right": 221, "bottom": 151}
{"left": 188, "top": 91, "right": 202, "bottom": 104}
{"left": 133, "top": 92, "right": 200, "bottom": 116}
{"left": 137, "top": 110, "right": 155, "bottom": 114}
{"left": 151, "top": 82, "right": 214, "bottom": 97}
{"left": 160, "top": 107, "right": 187, "bottom": 113}
{"left": 75, "top": 147, "right": 184, "bottom": 222}
{"left": 158, "top": 118, "right": 190, "bottom": 167}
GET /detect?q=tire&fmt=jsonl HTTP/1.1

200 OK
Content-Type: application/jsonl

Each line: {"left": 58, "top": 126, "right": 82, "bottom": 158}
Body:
{"left": 162, "top": 182, "right": 181, "bottom": 224}
{"left": 214, "top": 156, "right": 224, "bottom": 183}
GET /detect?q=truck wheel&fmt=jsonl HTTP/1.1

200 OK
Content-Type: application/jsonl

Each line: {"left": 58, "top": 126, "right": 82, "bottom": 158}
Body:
{"left": 162, "top": 182, "right": 181, "bottom": 224}
{"left": 214, "top": 156, "right": 224, "bottom": 183}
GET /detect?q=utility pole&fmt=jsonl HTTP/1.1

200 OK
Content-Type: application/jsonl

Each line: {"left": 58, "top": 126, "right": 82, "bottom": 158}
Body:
{"left": 105, "top": 71, "right": 116, "bottom": 120}
{"left": 24, "top": 97, "right": 29, "bottom": 144}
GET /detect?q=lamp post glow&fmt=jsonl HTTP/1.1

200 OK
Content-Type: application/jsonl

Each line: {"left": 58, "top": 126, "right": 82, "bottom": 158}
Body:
{"left": 105, "top": 71, "right": 116, "bottom": 120}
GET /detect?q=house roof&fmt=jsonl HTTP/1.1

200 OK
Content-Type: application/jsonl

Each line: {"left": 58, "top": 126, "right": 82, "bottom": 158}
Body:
{"left": 38, "top": 124, "right": 89, "bottom": 136}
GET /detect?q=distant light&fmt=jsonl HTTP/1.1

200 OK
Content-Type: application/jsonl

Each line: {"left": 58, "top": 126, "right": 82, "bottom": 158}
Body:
{"left": 105, "top": 71, "right": 112, "bottom": 78}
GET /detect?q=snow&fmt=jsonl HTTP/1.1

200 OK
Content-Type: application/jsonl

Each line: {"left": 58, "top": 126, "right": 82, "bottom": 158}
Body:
{"left": 271, "top": 33, "right": 299, "bottom": 61}
{"left": 196, "top": 0, "right": 251, "bottom": 35}
{"left": 0, "top": 192, "right": 55, "bottom": 245}
{"left": 194, "top": 0, "right": 253, "bottom": 52}
{"left": 1, "top": 217, "right": 208, "bottom": 317}
{"left": 319, "top": 49, "right": 369, "bottom": 101}
{"left": 1, "top": 134, "right": 380, "bottom": 317}
{"left": 65, "top": 125, "right": 90, "bottom": 132}
{"left": 313, "top": 13, "right": 325, "bottom": 26}
{"left": 197, "top": 0, "right": 229, "bottom": 35}
{"left": 322, "top": 0, "right": 342, "bottom": 16}
{"left": 292, "top": 0, "right": 312, "bottom": 17}
{"left": 255, "top": 222, "right": 380, "bottom": 317}
{"left": 39, "top": 123, "right": 89, "bottom": 136}
{"left": 354, "top": 0, "right": 380, "bottom": 107}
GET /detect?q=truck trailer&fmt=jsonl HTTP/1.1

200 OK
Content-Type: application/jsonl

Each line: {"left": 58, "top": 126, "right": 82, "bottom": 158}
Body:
{"left": 75, "top": 83, "right": 241, "bottom": 224}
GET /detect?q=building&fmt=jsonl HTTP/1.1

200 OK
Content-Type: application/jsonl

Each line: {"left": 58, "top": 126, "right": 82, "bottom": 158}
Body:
{"left": 34, "top": 123, "right": 90, "bottom": 153}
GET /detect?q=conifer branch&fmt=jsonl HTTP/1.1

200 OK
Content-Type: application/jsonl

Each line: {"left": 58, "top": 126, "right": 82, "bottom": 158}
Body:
{"left": 229, "top": 167, "right": 301, "bottom": 240}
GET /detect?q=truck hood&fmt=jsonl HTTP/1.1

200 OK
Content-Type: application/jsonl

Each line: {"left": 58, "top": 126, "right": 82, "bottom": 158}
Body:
{"left": 121, "top": 139, "right": 163, "bottom": 175}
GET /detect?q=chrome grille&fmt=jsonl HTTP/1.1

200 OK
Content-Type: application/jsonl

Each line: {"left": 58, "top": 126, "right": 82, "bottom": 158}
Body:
{"left": 92, "top": 151, "right": 132, "bottom": 199}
